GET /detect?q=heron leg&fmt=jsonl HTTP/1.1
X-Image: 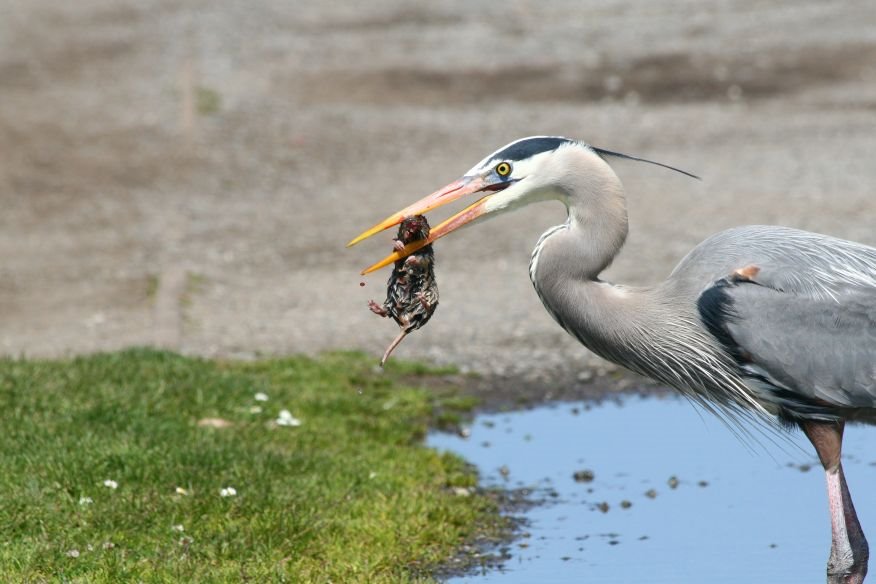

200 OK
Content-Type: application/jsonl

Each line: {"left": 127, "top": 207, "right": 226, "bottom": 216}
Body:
{"left": 801, "top": 420, "right": 869, "bottom": 584}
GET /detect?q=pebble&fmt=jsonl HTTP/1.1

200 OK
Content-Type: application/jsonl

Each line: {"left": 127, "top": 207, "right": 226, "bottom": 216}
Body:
{"left": 573, "top": 469, "right": 595, "bottom": 483}
{"left": 667, "top": 475, "right": 680, "bottom": 489}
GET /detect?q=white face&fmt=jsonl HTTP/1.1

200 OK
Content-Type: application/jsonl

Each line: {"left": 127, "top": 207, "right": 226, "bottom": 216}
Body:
{"left": 463, "top": 138, "right": 580, "bottom": 215}
{"left": 482, "top": 151, "right": 558, "bottom": 214}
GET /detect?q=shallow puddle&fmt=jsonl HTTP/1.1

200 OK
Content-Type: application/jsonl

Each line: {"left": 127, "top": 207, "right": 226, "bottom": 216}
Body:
{"left": 428, "top": 396, "right": 876, "bottom": 584}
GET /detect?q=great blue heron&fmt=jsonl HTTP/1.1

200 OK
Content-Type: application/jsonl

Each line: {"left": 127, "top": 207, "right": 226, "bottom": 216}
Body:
{"left": 348, "top": 136, "right": 876, "bottom": 584}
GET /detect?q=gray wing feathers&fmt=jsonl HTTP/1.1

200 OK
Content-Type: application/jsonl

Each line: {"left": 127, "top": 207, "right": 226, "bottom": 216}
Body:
{"left": 675, "top": 225, "right": 876, "bottom": 295}
{"left": 691, "top": 226, "right": 876, "bottom": 416}
{"left": 723, "top": 283, "right": 876, "bottom": 409}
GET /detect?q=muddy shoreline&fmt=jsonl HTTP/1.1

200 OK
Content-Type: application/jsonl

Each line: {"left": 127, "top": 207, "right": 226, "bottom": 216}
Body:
{"left": 2, "top": 1, "right": 873, "bottom": 382}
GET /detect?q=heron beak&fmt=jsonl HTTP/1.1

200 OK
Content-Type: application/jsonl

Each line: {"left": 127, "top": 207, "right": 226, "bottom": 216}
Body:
{"left": 347, "top": 174, "right": 499, "bottom": 275}
{"left": 360, "top": 195, "right": 492, "bottom": 274}
{"left": 347, "top": 175, "right": 490, "bottom": 247}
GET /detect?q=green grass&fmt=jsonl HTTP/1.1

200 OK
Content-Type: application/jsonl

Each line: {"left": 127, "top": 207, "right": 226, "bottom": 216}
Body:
{"left": 0, "top": 349, "right": 501, "bottom": 582}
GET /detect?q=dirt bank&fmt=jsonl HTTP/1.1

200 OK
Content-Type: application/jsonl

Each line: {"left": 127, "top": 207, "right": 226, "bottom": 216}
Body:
{"left": 1, "top": 0, "right": 873, "bottom": 388}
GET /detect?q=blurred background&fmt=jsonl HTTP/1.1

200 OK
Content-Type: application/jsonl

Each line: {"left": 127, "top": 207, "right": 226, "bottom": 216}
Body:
{"left": 1, "top": 0, "right": 873, "bottom": 384}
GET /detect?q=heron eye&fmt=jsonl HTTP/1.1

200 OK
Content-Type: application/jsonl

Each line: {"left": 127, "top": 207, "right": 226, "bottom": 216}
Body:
{"left": 495, "top": 162, "right": 512, "bottom": 177}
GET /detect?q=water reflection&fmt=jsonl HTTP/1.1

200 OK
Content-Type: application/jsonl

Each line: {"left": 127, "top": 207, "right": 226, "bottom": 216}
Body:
{"left": 429, "top": 396, "right": 876, "bottom": 584}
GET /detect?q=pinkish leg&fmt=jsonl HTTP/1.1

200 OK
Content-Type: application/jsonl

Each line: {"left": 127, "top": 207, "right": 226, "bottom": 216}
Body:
{"left": 802, "top": 420, "right": 869, "bottom": 584}
{"left": 368, "top": 300, "right": 387, "bottom": 317}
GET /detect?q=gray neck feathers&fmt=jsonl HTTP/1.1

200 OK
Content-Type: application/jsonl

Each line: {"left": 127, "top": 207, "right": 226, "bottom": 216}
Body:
{"left": 529, "top": 146, "right": 629, "bottom": 284}
{"left": 527, "top": 148, "right": 767, "bottom": 421}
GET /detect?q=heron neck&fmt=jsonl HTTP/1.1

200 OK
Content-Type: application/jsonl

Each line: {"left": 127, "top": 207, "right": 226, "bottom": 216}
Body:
{"left": 532, "top": 235, "right": 644, "bottom": 368}
{"left": 529, "top": 146, "right": 669, "bottom": 360}
{"left": 531, "top": 163, "right": 629, "bottom": 283}
{"left": 531, "top": 233, "right": 760, "bottom": 418}
{"left": 529, "top": 177, "right": 634, "bottom": 356}
{"left": 568, "top": 193, "right": 628, "bottom": 280}
{"left": 528, "top": 162, "right": 760, "bottom": 415}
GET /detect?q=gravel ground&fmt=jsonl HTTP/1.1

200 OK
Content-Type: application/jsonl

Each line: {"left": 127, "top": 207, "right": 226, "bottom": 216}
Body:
{"left": 1, "top": 0, "right": 874, "bottom": 394}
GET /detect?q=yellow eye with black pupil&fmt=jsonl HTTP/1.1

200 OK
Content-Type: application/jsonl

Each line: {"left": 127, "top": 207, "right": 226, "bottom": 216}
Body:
{"left": 495, "top": 162, "right": 512, "bottom": 177}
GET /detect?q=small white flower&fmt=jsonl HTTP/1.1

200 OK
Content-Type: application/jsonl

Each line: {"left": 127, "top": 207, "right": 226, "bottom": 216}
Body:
{"left": 66, "top": 549, "right": 80, "bottom": 558}
{"left": 276, "top": 409, "right": 301, "bottom": 427}
{"left": 102, "top": 541, "right": 115, "bottom": 550}
{"left": 254, "top": 392, "right": 269, "bottom": 402}
{"left": 219, "top": 486, "right": 237, "bottom": 497}
{"left": 171, "top": 524, "right": 185, "bottom": 532}
{"left": 249, "top": 405, "right": 263, "bottom": 414}
{"left": 175, "top": 486, "right": 188, "bottom": 496}
{"left": 368, "top": 471, "right": 378, "bottom": 480}
{"left": 103, "top": 480, "right": 118, "bottom": 490}
{"left": 179, "top": 536, "right": 194, "bottom": 546}
{"left": 78, "top": 496, "right": 93, "bottom": 506}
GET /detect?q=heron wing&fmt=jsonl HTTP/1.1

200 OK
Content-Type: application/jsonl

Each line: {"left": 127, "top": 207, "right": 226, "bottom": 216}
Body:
{"left": 698, "top": 261, "right": 876, "bottom": 417}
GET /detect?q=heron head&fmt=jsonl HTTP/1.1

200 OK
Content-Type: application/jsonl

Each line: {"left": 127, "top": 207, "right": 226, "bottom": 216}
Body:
{"left": 348, "top": 136, "right": 697, "bottom": 274}
{"left": 348, "top": 136, "right": 580, "bottom": 273}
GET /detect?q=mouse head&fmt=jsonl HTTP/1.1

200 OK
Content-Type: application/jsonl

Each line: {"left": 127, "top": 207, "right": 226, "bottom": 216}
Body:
{"left": 397, "top": 215, "right": 430, "bottom": 243}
